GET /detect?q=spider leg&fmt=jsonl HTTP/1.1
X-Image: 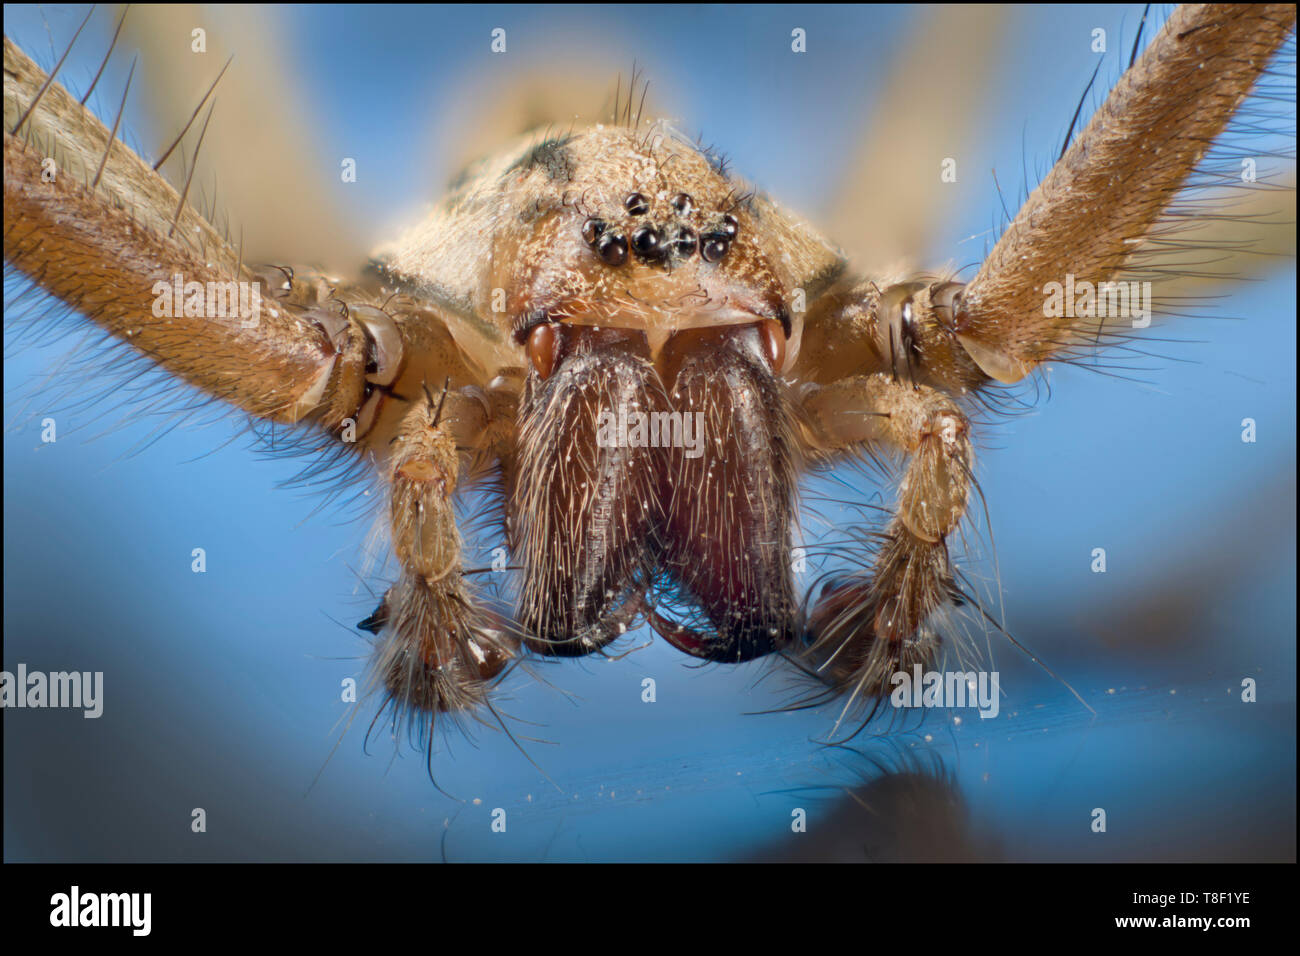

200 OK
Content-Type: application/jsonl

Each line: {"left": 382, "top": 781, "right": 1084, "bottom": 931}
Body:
{"left": 950, "top": 4, "right": 1296, "bottom": 385}
{"left": 796, "top": 5, "right": 1296, "bottom": 396}
{"left": 6, "top": 29, "right": 522, "bottom": 729}
{"left": 366, "top": 385, "right": 521, "bottom": 728}
{"left": 794, "top": 373, "right": 973, "bottom": 701}
{"left": 4, "top": 37, "right": 487, "bottom": 449}
{"left": 5, "top": 38, "right": 342, "bottom": 422}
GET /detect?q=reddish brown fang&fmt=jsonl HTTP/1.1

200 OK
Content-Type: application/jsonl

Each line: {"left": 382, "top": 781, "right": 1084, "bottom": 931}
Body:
{"left": 527, "top": 323, "right": 560, "bottom": 378}
{"left": 759, "top": 318, "right": 785, "bottom": 371}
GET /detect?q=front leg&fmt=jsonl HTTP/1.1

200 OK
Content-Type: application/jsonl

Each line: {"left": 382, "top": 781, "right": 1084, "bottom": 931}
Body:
{"left": 796, "top": 374, "right": 973, "bottom": 706}
{"left": 362, "top": 386, "right": 520, "bottom": 739}
{"left": 795, "top": 6, "right": 1296, "bottom": 395}
{"left": 4, "top": 38, "right": 342, "bottom": 422}
{"left": 4, "top": 36, "right": 474, "bottom": 440}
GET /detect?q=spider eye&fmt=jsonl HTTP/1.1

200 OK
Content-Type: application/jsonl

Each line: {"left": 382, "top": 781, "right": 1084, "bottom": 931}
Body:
{"left": 631, "top": 225, "right": 663, "bottom": 259}
{"left": 720, "top": 214, "right": 739, "bottom": 239}
{"left": 624, "top": 192, "right": 650, "bottom": 215}
{"left": 527, "top": 323, "right": 562, "bottom": 379}
{"left": 670, "top": 226, "right": 697, "bottom": 258}
{"left": 597, "top": 232, "right": 628, "bottom": 266}
{"left": 581, "top": 218, "right": 606, "bottom": 245}
{"left": 670, "top": 193, "right": 693, "bottom": 215}
{"left": 758, "top": 319, "right": 785, "bottom": 372}
{"left": 701, "top": 236, "right": 730, "bottom": 263}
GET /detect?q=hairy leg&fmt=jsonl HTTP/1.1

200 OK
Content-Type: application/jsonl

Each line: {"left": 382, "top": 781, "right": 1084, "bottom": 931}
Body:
{"left": 952, "top": 3, "right": 1296, "bottom": 384}
{"left": 796, "top": 373, "right": 974, "bottom": 704}
{"left": 794, "top": 5, "right": 1296, "bottom": 396}
{"left": 4, "top": 36, "right": 478, "bottom": 442}
{"left": 6, "top": 29, "right": 530, "bottom": 738}
{"left": 362, "top": 385, "right": 520, "bottom": 731}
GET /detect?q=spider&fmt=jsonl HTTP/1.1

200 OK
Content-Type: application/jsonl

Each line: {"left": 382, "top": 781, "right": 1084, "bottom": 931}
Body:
{"left": 4, "top": 2, "right": 1295, "bottom": 783}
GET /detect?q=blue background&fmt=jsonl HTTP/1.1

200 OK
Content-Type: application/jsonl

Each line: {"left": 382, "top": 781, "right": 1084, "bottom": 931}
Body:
{"left": 4, "top": 4, "right": 1295, "bottom": 861}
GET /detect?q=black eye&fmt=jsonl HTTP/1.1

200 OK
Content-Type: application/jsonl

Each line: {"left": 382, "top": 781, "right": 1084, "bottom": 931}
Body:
{"left": 631, "top": 226, "right": 663, "bottom": 258}
{"left": 720, "top": 214, "right": 739, "bottom": 239}
{"left": 701, "top": 236, "right": 729, "bottom": 263}
{"left": 597, "top": 233, "right": 628, "bottom": 266}
{"left": 670, "top": 193, "right": 693, "bottom": 215}
{"left": 581, "top": 218, "right": 606, "bottom": 245}
{"left": 670, "top": 226, "right": 697, "bottom": 258}
{"left": 624, "top": 192, "right": 650, "bottom": 216}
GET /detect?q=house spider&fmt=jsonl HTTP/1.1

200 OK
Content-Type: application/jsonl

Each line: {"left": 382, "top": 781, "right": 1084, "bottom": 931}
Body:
{"left": 4, "top": 4, "right": 1295, "bottom": 771}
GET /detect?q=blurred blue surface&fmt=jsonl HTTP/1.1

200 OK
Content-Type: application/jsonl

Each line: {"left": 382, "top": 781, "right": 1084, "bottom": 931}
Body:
{"left": 3, "top": 4, "right": 1295, "bottom": 861}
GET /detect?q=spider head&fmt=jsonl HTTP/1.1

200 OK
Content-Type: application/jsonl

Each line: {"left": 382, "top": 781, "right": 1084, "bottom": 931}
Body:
{"left": 504, "top": 124, "right": 792, "bottom": 377}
